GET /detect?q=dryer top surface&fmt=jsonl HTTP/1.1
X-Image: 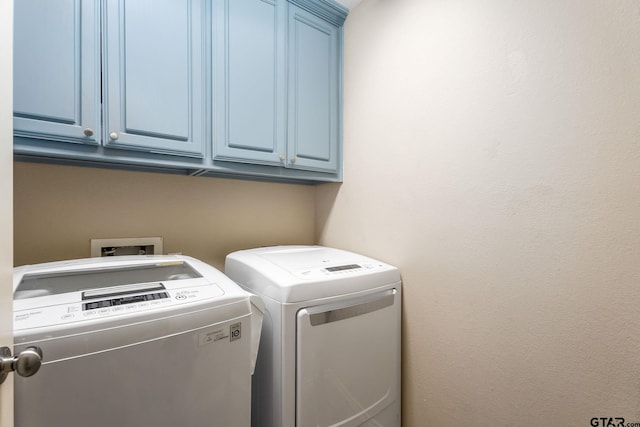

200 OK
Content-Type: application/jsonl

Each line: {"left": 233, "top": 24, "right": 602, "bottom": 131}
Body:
{"left": 225, "top": 246, "right": 401, "bottom": 303}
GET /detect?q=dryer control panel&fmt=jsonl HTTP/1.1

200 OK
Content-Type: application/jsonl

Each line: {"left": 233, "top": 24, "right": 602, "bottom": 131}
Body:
{"left": 293, "top": 262, "right": 386, "bottom": 280}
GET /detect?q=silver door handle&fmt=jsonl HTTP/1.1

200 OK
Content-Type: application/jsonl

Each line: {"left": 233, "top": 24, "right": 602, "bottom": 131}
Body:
{"left": 0, "top": 346, "right": 43, "bottom": 384}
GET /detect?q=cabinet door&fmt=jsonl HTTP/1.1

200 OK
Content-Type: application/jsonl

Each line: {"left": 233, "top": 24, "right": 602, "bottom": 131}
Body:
{"left": 103, "top": 0, "right": 206, "bottom": 157}
{"left": 213, "top": 0, "right": 286, "bottom": 166}
{"left": 287, "top": 5, "right": 340, "bottom": 173}
{"left": 13, "top": 0, "right": 100, "bottom": 145}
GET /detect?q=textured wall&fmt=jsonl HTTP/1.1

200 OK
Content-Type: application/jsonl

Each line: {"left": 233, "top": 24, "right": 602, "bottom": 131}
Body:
{"left": 14, "top": 162, "right": 315, "bottom": 270}
{"left": 317, "top": 0, "right": 640, "bottom": 425}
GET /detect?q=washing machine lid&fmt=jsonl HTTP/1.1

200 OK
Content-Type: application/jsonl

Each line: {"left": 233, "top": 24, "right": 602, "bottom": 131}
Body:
{"left": 14, "top": 255, "right": 251, "bottom": 335}
{"left": 225, "top": 246, "right": 400, "bottom": 303}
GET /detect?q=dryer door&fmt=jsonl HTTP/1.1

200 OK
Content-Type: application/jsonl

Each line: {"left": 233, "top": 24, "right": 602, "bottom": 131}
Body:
{"left": 296, "top": 288, "right": 401, "bottom": 427}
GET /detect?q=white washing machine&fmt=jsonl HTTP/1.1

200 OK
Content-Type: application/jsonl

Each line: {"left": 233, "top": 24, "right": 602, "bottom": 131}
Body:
{"left": 225, "top": 246, "right": 401, "bottom": 427}
{"left": 12, "top": 255, "right": 264, "bottom": 427}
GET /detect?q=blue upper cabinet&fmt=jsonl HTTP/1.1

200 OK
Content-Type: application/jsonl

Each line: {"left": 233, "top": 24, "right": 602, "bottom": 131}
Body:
{"left": 213, "top": 0, "right": 287, "bottom": 166}
{"left": 13, "top": 0, "right": 101, "bottom": 144}
{"left": 287, "top": 3, "right": 341, "bottom": 173}
{"left": 13, "top": 0, "right": 347, "bottom": 182}
{"left": 103, "top": 0, "right": 206, "bottom": 157}
{"left": 213, "top": 0, "right": 345, "bottom": 175}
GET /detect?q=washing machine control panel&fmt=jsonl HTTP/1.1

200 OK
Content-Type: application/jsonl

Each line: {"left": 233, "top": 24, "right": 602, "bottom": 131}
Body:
{"left": 82, "top": 290, "right": 170, "bottom": 311}
{"left": 14, "top": 283, "right": 224, "bottom": 331}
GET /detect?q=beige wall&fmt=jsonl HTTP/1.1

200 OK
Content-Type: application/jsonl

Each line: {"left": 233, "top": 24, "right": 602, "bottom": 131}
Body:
{"left": 317, "top": 0, "right": 640, "bottom": 425}
{"left": 14, "top": 162, "right": 315, "bottom": 270}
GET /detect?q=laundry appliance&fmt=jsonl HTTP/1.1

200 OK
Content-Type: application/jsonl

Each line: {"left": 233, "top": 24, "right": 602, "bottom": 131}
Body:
{"left": 225, "top": 245, "right": 401, "bottom": 427}
{"left": 12, "top": 255, "right": 264, "bottom": 427}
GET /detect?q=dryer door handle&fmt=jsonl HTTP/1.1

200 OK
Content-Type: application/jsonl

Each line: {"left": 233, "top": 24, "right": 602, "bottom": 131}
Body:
{"left": 306, "top": 289, "right": 397, "bottom": 327}
{"left": 0, "top": 346, "right": 43, "bottom": 384}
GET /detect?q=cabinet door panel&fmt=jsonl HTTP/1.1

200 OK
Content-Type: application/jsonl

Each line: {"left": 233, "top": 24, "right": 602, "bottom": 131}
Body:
{"left": 13, "top": 0, "right": 100, "bottom": 144}
{"left": 213, "top": 0, "right": 286, "bottom": 165}
{"left": 104, "top": 0, "right": 205, "bottom": 157}
{"left": 287, "top": 6, "right": 339, "bottom": 173}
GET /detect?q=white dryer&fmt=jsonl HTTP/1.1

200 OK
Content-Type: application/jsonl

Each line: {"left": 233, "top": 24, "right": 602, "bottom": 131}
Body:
{"left": 225, "top": 246, "right": 401, "bottom": 427}
{"left": 13, "top": 255, "right": 264, "bottom": 427}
